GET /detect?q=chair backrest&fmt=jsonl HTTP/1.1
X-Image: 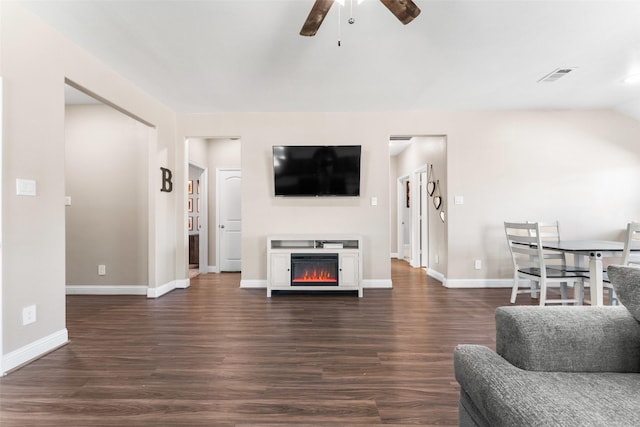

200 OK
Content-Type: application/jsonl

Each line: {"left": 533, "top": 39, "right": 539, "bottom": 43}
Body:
{"left": 504, "top": 222, "right": 547, "bottom": 276}
{"left": 527, "top": 220, "right": 566, "bottom": 267}
{"left": 621, "top": 221, "right": 640, "bottom": 266}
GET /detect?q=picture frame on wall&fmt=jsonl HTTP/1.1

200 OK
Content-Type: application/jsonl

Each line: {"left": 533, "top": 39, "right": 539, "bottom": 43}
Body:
{"left": 197, "top": 198, "right": 200, "bottom": 213}
{"left": 197, "top": 179, "right": 200, "bottom": 194}
{"left": 188, "top": 198, "right": 193, "bottom": 212}
{"left": 188, "top": 180, "right": 193, "bottom": 194}
{"left": 406, "top": 181, "right": 410, "bottom": 208}
{"left": 188, "top": 216, "right": 193, "bottom": 231}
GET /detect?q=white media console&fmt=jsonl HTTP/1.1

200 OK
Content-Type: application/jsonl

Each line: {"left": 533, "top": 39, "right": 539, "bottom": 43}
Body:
{"left": 267, "top": 234, "right": 363, "bottom": 297}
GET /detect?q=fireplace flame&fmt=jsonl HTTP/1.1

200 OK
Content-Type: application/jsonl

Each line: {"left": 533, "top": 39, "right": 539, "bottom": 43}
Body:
{"left": 293, "top": 267, "right": 337, "bottom": 283}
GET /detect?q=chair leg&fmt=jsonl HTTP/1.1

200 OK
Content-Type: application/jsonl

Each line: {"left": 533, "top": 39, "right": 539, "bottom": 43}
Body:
{"left": 510, "top": 272, "right": 519, "bottom": 304}
{"left": 530, "top": 279, "right": 539, "bottom": 299}
{"left": 539, "top": 279, "right": 547, "bottom": 306}
{"left": 575, "top": 280, "right": 584, "bottom": 305}
{"left": 559, "top": 281, "right": 569, "bottom": 305}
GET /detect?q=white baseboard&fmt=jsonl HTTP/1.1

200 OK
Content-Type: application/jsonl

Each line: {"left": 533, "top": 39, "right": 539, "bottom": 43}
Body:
{"left": 176, "top": 279, "right": 190, "bottom": 289}
{"left": 66, "top": 285, "right": 147, "bottom": 295}
{"left": 363, "top": 279, "right": 393, "bottom": 289}
{"left": 147, "top": 280, "right": 179, "bottom": 298}
{"left": 66, "top": 280, "right": 191, "bottom": 297}
{"left": 240, "top": 279, "right": 267, "bottom": 289}
{"left": 426, "top": 268, "right": 446, "bottom": 283}
{"left": 444, "top": 279, "right": 513, "bottom": 289}
{"left": 209, "top": 266, "right": 220, "bottom": 273}
{"left": 390, "top": 252, "right": 399, "bottom": 259}
{"left": 426, "top": 268, "right": 512, "bottom": 288}
{"left": 2, "top": 328, "right": 68, "bottom": 375}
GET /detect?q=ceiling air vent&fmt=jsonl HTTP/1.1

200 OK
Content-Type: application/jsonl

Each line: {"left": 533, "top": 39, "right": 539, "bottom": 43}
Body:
{"left": 538, "top": 68, "right": 576, "bottom": 83}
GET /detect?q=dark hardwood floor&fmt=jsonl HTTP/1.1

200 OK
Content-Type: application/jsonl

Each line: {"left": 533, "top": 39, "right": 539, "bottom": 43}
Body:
{"left": 0, "top": 260, "right": 515, "bottom": 426}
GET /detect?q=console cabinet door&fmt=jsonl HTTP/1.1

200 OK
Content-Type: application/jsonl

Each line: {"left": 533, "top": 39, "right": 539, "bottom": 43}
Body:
{"left": 339, "top": 253, "right": 359, "bottom": 288}
{"left": 270, "top": 253, "right": 291, "bottom": 287}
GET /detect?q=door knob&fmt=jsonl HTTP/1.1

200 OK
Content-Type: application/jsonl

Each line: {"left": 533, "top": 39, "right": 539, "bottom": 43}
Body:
{"left": 220, "top": 224, "right": 225, "bottom": 229}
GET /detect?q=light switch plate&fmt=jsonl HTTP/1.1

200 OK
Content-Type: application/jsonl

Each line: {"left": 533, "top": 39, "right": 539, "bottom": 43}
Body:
{"left": 454, "top": 196, "right": 464, "bottom": 205}
{"left": 16, "top": 179, "right": 37, "bottom": 196}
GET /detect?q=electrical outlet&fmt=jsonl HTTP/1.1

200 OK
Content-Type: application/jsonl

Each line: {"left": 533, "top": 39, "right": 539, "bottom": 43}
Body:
{"left": 475, "top": 259, "right": 482, "bottom": 270}
{"left": 98, "top": 264, "right": 106, "bottom": 276}
{"left": 22, "top": 305, "right": 36, "bottom": 325}
{"left": 435, "top": 255, "right": 440, "bottom": 264}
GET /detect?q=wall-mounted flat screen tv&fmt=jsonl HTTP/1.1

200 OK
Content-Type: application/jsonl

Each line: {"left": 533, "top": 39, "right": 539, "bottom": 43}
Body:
{"left": 273, "top": 145, "right": 361, "bottom": 197}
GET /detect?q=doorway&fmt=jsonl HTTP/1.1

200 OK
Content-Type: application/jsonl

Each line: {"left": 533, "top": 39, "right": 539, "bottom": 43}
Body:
{"left": 188, "top": 163, "right": 208, "bottom": 277}
{"left": 186, "top": 138, "right": 241, "bottom": 274}
{"left": 64, "top": 83, "right": 151, "bottom": 295}
{"left": 398, "top": 175, "right": 412, "bottom": 261}
{"left": 390, "top": 135, "right": 447, "bottom": 273}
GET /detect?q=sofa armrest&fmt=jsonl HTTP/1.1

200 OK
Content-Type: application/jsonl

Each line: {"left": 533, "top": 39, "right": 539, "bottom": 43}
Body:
{"left": 496, "top": 306, "right": 640, "bottom": 372}
{"left": 454, "top": 345, "right": 518, "bottom": 427}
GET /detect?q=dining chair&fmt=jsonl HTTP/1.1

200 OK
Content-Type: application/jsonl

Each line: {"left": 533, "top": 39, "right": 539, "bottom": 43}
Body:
{"left": 527, "top": 221, "right": 589, "bottom": 301}
{"left": 604, "top": 221, "right": 640, "bottom": 304}
{"left": 505, "top": 221, "right": 584, "bottom": 305}
{"left": 528, "top": 221, "right": 588, "bottom": 271}
{"left": 581, "top": 222, "right": 640, "bottom": 305}
{"left": 621, "top": 221, "right": 640, "bottom": 266}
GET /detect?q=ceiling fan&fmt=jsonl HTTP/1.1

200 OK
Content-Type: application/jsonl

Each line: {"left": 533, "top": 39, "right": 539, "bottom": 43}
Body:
{"left": 300, "top": 0, "right": 421, "bottom": 37}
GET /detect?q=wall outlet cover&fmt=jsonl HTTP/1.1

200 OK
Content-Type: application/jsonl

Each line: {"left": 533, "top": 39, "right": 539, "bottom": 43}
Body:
{"left": 22, "top": 305, "right": 36, "bottom": 325}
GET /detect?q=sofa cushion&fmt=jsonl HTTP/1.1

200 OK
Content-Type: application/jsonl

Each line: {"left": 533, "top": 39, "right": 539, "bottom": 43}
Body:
{"left": 608, "top": 265, "right": 640, "bottom": 322}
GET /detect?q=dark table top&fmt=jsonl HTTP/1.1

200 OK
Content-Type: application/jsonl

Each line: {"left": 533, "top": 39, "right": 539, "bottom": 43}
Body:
{"left": 541, "top": 240, "right": 640, "bottom": 253}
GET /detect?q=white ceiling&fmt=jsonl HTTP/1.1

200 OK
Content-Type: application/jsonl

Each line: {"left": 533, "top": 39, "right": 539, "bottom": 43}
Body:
{"left": 21, "top": 0, "right": 640, "bottom": 118}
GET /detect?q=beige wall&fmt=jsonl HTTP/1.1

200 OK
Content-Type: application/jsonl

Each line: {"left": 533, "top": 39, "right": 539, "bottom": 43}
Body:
{"left": 1, "top": 2, "right": 177, "bottom": 368}
{"left": 65, "top": 105, "right": 149, "bottom": 287}
{"left": 178, "top": 110, "right": 640, "bottom": 288}
{"left": 177, "top": 113, "right": 393, "bottom": 285}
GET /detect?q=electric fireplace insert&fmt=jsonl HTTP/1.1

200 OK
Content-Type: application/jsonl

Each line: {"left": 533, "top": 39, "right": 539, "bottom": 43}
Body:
{"left": 290, "top": 253, "right": 339, "bottom": 286}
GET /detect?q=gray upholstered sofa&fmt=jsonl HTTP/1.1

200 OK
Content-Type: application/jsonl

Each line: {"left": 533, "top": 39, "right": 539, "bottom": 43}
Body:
{"left": 454, "top": 265, "right": 640, "bottom": 427}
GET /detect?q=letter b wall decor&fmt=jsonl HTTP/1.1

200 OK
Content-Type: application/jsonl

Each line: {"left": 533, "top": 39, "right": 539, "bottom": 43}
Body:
{"left": 160, "top": 167, "right": 173, "bottom": 192}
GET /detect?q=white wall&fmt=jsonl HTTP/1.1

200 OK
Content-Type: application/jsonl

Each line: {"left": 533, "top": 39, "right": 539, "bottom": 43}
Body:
{"left": 65, "top": 105, "right": 149, "bottom": 288}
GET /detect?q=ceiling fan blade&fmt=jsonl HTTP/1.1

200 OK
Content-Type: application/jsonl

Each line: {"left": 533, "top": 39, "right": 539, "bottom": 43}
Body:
{"left": 300, "top": 0, "right": 335, "bottom": 36}
{"left": 379, "top": 0, "right": 421, "bottom": 25}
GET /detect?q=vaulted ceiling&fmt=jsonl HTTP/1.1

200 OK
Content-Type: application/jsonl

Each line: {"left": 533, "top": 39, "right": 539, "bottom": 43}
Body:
{"left": 21, "top": 0, "right": 640, "bottom": 118}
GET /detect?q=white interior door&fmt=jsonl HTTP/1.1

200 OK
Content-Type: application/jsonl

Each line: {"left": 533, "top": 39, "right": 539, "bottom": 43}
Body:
{"left": 402, "top": 177, "right": 411, "bottom": 260}
{"left": 218, "top": 169, "right": 241, "bottom": 272}
{"left": 197, "top": 167, "right": 208, "bottom": 274}
{"left": 419, "top": 171, "right": 428, "bottom": 267}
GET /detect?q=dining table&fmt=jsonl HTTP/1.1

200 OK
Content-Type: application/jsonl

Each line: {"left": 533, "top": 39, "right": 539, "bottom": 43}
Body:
{"left": 541, "top": 240, "right": 640, "bottom": 306}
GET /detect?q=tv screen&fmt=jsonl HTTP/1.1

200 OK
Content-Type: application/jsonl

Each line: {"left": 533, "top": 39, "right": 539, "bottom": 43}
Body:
{"left": 273, "top": 145, "right": 361, "bottom": 197}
